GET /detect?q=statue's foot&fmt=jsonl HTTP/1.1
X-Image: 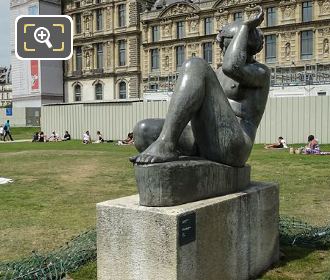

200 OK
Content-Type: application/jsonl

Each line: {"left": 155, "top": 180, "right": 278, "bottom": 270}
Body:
{"left": 129, "top": 140, "right": 179, "bottom": 164}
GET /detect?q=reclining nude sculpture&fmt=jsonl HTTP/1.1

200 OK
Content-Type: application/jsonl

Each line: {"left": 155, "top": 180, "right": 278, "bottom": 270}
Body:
{"left": 98, "top": 10, "right": 279, "bottom": 277}
{"left": 130, "top": 8, "right": 269, "bottom": 169}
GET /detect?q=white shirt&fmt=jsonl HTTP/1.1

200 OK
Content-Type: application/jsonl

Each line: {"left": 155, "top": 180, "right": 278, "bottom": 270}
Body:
{"left": 83, "top": 133, "right": 90, "bottom": 141}
{"left": 281, "top": 139, "right": 288, "bottom": 148}
{"left": 0, "top": 127, "right": 3, "bottom": 134}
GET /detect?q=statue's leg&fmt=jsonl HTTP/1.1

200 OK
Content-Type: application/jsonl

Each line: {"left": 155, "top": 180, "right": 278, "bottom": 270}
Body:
{"left": 131, "top": 57, "right": 251, "bottom": 165}
{"left": 191, "top": 78, "right": 253, "bottom": 167}
{"left": 133, "top": 118, "right": 197, "bottom": 156}
{"left": 131, "top": 57, "right": 208, "bottom": 163}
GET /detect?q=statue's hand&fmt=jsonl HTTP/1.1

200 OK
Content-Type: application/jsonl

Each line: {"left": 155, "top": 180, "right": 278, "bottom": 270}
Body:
{"left": 244, "top": 6, "right": 264, "bottom": 29}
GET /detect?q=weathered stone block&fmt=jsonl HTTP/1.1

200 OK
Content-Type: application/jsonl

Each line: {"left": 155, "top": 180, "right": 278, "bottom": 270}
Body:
{"left": 97, "top": 182, "right": 279, "bottom": 280}
{"left": 134, "top": 159, "right": 251, "bottom": 206}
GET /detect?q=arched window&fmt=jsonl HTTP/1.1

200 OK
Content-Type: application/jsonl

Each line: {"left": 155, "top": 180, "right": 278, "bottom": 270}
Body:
{"left": 74, "top": 84, "right": 81, "bottom": 102}
{"left": 95, "top": 83, "right": 103, "bottom": 100}
{"left": 119, "top": 81, "right": 127, "bottom": 99}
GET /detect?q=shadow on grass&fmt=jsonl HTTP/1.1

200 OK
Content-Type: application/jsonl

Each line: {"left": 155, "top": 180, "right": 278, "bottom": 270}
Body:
{"left": 69, "top": 261, "right": 97, "bottom": 280}
{"left": 261, "top": 245, "right": 330, "bottom": 280}
{"left": 278, "top": 245, "right": 316, "bottom": 266}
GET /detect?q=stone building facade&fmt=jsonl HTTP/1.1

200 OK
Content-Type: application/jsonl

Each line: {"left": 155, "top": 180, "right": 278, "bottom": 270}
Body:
{"left": 140, "top": 0, "right": 330, "bottom": 93}
{"left": 64, "top": 0, "right": 142, "bottom": 102}
{"left": 0, "top": 85, "right": 12, "bottom": 108}
{"left": 0, "top": 66, "right": 12, "bottom": 108}
{"left": 10, "top": 0, "right": 64, "bottom": 108}
{"left": 64, "top": 0, "right": 330, "bottom": 101}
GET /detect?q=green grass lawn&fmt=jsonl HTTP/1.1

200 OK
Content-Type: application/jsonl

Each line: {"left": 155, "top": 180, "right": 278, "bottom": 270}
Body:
{"left": 0, "top": 141, "right": 329, "bottom": 279}
{"left": 9, "top": 127, "right": 40, "bottom": 140}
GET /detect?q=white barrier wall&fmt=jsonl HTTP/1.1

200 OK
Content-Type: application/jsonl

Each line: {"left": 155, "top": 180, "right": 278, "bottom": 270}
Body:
{"left": 256, "top": 96, "right": 330, "bottom": 144}
{"left": 41, "top": 96, "right": 330, "bottom": 144}
{"left": 41, "top": 101, "right": 170, "bottom": 141}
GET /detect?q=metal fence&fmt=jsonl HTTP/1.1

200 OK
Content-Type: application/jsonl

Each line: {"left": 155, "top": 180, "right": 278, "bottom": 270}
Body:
{"left": 41, "top": 96, "right": 330, "bottom": 144}
{"left": 41, "top": 100, "right": 169, "bottom": 141}
{"left": 256, "top": 96, "right": 330, "bottom": 144}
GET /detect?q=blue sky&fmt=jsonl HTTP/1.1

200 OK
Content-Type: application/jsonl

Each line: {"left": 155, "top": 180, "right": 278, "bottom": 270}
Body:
{"left": 0, "top": 0, "right": 10, "bottom": 67}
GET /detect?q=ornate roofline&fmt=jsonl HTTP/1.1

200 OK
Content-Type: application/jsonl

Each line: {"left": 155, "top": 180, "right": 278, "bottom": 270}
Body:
{"left": 158, "top": 2, "right": 200, "bottom": 18}
{"left": 212, "top": 0, "right": 261, "bottom": 10}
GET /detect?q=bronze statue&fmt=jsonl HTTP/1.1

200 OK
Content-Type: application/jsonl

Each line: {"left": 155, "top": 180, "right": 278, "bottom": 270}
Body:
{"left": 131, "top": 8, "right": 269, "bottom": 167}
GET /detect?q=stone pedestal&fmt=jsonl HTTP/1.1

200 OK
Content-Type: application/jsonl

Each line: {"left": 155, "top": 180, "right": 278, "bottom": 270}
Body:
{"left": 134, "top": 159, "right": 251, "bottom": 206}
{"left": 97, "top": 182, "right": 279, "bottom": 280}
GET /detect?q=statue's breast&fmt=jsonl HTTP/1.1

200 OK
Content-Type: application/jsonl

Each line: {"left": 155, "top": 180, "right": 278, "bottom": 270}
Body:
{"left": 217, "top": 68, "right": 244, "bottom": 101}
{"left": 223, "top": 82, "right": 242, "bottom": 100}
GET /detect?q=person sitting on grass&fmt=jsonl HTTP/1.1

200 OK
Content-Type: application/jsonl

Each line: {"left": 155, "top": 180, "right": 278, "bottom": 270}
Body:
{"left": 304, "top": 135, "right": 320, "bottom": 154}
{"left": 63, "top": 131, "right": 71, "bottom": 141}
{"left": 93, "top": 131, "right": 104, "bottom": 144}
{"left": 264, "top": 136, "right": 288, "bottom": 149}
{"left": 82, "top": 131, "right": 91, "bottom": 144}
{"left": 118, "top": 132, "right": 134, "bottom": 145}
{"left": 39, "top": 132, "right": 46, "bottom": 142}
{"left": 303, "top": 135, "right": 330, "bottom": 155}
{"left": 32, "top": 132, "right": 39, "bottom": 142}
{"left": 48, "top": 131, "right": 61, "bottom": 142}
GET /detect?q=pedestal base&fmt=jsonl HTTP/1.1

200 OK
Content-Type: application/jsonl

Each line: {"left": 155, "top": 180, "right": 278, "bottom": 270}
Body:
{"left": 134, "top": 159, "right": 251, "bottom": 206}
{"left": 97, "top": 182, "right": 279, "bottom": 280}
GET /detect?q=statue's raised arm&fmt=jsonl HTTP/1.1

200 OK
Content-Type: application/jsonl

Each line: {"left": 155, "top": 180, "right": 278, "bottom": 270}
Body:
{"left": 221, "top": 7, "right": 268, "bottom": 87}
{"left": 131, "top": 6, "right": 270, "bottom": 167}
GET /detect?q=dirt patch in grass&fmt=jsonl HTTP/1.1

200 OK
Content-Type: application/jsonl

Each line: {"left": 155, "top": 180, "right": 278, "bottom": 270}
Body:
{"left": 59, "top": 160, "right": 100, "bottom": 183}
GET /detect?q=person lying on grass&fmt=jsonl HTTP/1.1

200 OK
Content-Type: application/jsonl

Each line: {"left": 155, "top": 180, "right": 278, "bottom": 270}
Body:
{"left": 264, "top": 136, "right": 288, "bottom": 149}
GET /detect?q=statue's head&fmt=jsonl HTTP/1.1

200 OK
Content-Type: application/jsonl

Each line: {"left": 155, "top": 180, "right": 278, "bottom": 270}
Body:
{"left": 216, "top": 22, "right": 264, "bottom": 56}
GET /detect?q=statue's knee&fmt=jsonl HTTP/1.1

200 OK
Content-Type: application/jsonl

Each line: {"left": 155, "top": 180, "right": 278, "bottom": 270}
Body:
{"left": 133, "top": 120, "right": 148, "bottom": 138}
{"left": 133, "top": 119, "right": 164, "bottom": 152}
{"left": 182, "top": 57, "right": 209, "bottom": 72}
{"left": 133, "top": 121, "right": 149, "bottom": 152}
